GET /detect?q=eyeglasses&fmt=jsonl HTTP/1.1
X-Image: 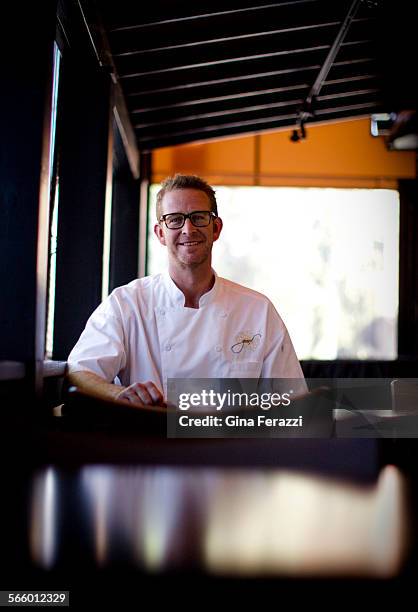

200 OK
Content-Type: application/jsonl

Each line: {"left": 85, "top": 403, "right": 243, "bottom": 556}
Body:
{"left": 159, "top": 210, "right": 217, "bottom": 229}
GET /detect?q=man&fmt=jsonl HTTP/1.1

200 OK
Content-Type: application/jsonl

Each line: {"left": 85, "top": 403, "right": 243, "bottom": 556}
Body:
{"left": 67, "top": 174, "right": 305, "bottom": 406}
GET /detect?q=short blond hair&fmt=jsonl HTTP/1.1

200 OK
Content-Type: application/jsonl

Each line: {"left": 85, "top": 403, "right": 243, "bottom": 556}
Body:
{"left": 156, "top": 174, "right": 218, "bottom": 219}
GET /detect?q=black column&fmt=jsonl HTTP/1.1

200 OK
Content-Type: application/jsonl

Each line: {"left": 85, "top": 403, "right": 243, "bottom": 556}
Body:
{"left": 139, "top": 152, "right": 152, "bottom": 278}
{"left": 109, "top": 124, "right": 141, "bottom": 292}
{"left": 0, "top": 3, "right": 56, "bottom": 391}
{"left": 398, "top": 179, "right": 418, "bottom": 358}
{"left": 52, "top": 55, "right": 111, "bottom": 360}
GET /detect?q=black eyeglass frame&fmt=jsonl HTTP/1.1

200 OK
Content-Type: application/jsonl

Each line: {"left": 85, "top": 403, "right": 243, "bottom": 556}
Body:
{"left": 159, "top": 210, "right": 218, "bottom": 229}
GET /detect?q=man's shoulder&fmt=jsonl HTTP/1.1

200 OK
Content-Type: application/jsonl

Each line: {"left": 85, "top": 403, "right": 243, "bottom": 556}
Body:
{"left": 103, "top": 274, "right": 165, "bottom": 315}
{"left": 218, "top": 277, "right": 272, "bottom": 305}
{"left": 110, "top": 273, "right": 164, "bottom": 298}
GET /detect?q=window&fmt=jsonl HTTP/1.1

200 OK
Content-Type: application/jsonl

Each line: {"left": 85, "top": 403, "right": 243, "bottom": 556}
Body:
{"left": 45, "top": 42, "right": 62, "bottom": 358}
{"left": 147, "top": 185, "right": 399, "bottom": 360}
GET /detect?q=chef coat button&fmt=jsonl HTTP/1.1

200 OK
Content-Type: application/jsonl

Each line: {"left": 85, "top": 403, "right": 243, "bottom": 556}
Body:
{"left": 165, "top": 343, "right": 172, "bottom": 351}
{"left": 220, "top": 312, "right": 227, "bottom": 318}
{"left": 160, "top": 309, "right": 165, "bottom": 316}
{"left": 215, "top": 345, "right": 222, "bottom": 352}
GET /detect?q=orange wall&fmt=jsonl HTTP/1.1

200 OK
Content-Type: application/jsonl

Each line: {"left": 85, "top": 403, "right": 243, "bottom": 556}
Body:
{"left": 152, "top": 118, "right": 416, "bottom": 188}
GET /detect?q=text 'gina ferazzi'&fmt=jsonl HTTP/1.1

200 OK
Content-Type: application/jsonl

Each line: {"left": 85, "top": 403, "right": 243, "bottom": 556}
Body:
{"left": 178, "top": 415, "right": 303, "bottom": 428}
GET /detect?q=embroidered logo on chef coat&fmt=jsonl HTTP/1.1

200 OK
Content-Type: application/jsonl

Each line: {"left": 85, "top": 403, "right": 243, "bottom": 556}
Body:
{"left": 231, "top": 331, "right": 262, "bottom": 354}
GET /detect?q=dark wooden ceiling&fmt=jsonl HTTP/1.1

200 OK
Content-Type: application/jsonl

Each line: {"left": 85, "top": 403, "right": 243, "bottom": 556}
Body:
{"left": 91, "top": 0, "right": 415, "bottom": 150}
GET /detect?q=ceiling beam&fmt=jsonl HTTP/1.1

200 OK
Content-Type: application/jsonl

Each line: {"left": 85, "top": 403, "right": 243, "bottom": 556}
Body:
{"left": 136, "top": 103, "right": 382, "bottom": 150}
{"left": 317, "top": 87, "right": 379, "bottom": 102}
{"left": 135, "top": 100, "right": 381, "bottom": 144}
{"left": 118, "top": 44, "right": 331, "bottom": 80}
{"left": 113, "top": 15, "right": 374, "bottom": 58}
{"left": 108, "top": 0, "right": 319, "bottom": 33}
{"left": 125, "top": 57, "right": 375, "bottom": 99}
{"left": 132, "top": 87, "right": 379, "bottom": 131}
{"left": 126, "top": 64, "right": 323, "bottom": 96}
{"left": 133, "top": 98, "right": 304, "bottom": 130}
{"left": 113, "top": 21, "right": 342, "bottom": 57}
{"left": 118, "top": 38, "right": 371, "bottom": 81}
{"left": 130, "top": 75, "right": 377, "bottom": 115}
{"left": 131, "top": 84, "right": 310, "bottom": 115}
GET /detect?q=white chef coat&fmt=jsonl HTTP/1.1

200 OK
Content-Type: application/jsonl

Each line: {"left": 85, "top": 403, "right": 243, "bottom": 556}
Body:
{"left": 67, "top": 271, "right": 306, "bottom": 396}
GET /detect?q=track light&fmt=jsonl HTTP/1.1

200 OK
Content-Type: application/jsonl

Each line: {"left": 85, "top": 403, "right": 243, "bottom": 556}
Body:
{"left": 290, "top": 121, "right": 307, "bottom": 143}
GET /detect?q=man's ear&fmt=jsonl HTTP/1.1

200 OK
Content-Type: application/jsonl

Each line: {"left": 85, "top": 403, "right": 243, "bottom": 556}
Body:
{"left": 154, "top": 223, "right": 166, "bottom": 246}
{"left": 212, "top": 216, "right": 223, "bottom": 242}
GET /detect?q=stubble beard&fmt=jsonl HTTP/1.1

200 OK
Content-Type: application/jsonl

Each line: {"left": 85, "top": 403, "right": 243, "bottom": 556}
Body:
{"left": 176, "top": 244, "right": 211, "bottom": 269}
{"left": 170, "top": 237, "right": 212, "bottom": 269}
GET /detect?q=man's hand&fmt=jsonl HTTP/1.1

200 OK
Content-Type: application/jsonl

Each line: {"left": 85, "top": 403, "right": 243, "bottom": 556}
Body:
{"left": 116, "top": 381, "right": 166, "bottom": 407}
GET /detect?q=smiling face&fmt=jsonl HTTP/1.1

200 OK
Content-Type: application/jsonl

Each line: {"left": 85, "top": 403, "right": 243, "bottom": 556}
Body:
{"left": 154, "top": 188, "right": 223, "bottom": 271}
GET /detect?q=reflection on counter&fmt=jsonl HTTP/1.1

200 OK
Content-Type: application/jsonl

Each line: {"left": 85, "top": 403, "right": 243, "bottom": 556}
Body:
{"left": 29, "top": 468, "right": 58, "bottom": 569}
{"left": 29, "top": 465, "right": 408, "bottom": 577}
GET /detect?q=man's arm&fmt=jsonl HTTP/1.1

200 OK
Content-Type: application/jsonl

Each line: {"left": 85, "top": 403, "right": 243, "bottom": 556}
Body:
{"left": 67, "top": 371, "right": 123, "bottom": 402}
{"left": 67, "top": 370, "right": 165, "bottom": 407}
{"left": 261, "top": 301, "right": 308, "bottom": 393}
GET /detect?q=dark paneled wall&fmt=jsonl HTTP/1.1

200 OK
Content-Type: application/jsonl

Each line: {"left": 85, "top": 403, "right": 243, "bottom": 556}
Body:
{"left": 0, "top": 2, "right": 57, "bottom": 390}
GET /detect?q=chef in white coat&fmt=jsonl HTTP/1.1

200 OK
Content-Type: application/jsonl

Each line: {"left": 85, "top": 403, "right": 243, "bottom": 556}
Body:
{"left": 67, "top": 174, "right": 305, "bottom": 406}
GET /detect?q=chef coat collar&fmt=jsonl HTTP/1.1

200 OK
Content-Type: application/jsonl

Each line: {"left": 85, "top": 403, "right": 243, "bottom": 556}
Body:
{"left": 163, "top": 269, "right": 220, "bottom": 307}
